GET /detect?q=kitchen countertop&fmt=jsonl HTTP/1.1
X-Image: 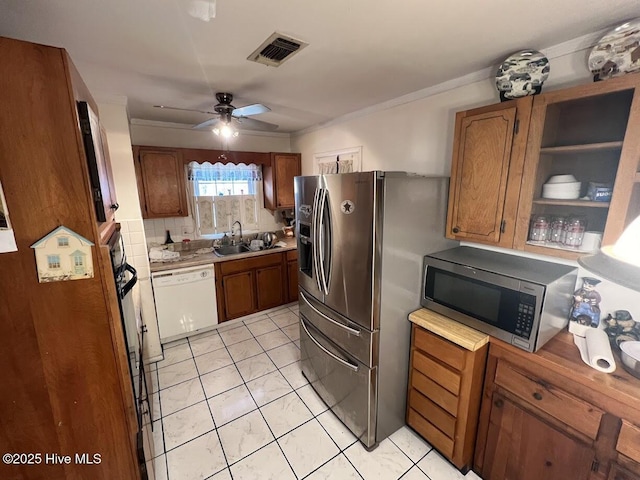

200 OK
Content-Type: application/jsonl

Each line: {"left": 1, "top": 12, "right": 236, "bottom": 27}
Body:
{"left": 150, "top": 237, "right": 297, "bottom": 273}
{"left": 409, "top": 308, "right": 490, "bottom": 351}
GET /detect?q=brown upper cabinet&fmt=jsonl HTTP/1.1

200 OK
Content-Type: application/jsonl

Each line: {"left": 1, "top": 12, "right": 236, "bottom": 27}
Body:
{"left": 263, "top": 153, "right": 302, "bottom": 210}
{"left": 446, "top": 97, "right": 532, "bottom": 248}
{"left": 514, "top": 75, "right": 640, "bottom": 260}
{"left": 134, "top": 146, "right": 188, "bottom": 218}
{"left": 447, "top": 75, "right": 640, "bottom": 259}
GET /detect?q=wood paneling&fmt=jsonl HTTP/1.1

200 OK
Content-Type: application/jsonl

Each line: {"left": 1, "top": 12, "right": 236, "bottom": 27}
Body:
{"left": 414, "top": 326, "right": 465, "bottom": 370}
{"left": 409, "top": 309, "right": 489, "bottom": 352}
{"left": 618, "top": 422, "right": 640, "bottom": 464}
{"left": 0, "top": 37, "right": 138, "bottom": 480}
{"left": 411, "top": 370, "right": 458, "bottom": 416}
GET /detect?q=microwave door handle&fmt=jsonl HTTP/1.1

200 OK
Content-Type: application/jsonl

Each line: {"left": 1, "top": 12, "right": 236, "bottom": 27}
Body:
{"left": 301, "top": 317, "right": 359, "bottom": 372}
{"left": 300, "top": 291, "right": 360, "bottom": 336}
{"left": 312, "top": 187, "right": 323, "bottom": 293}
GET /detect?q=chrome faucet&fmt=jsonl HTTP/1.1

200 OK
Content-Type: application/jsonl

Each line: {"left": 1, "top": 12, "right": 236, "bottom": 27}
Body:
{"left": 231, "top": 221, "right": 243, "bottom": 245}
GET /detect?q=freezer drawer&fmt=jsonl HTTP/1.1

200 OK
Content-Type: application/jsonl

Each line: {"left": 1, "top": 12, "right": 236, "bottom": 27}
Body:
{"left": 299, "top": 288, "right": 376, "bottom": 367}
{"left": 300, "top": 314, "right": 378, "bottom": 449}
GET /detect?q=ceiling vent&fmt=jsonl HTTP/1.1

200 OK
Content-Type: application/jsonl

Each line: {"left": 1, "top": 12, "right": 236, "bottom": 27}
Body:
{"left": 247, "top": 32, "right": 308, "bottom": 67}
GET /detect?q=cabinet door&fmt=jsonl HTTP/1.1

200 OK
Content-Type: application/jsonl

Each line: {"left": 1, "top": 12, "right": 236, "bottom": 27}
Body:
{"left": 256, "top": 264, "right": 285, "bottom": 310}
{"left": 447, "top": 98, "right": 531, "bottom": 247}
{"left": 222, "top": 271, "right": 256, "bottom": 319}
{"left": 137, "top": 148, "right": 188, "bottom": 218}
{"left": 287, "top": 259, "right": 298, "bottom": 303}
{"left": 482, "top": 393, "right": 595, "bottom": 480}
{"left": 274, "top": 153, "right": 301, "bottom": 208}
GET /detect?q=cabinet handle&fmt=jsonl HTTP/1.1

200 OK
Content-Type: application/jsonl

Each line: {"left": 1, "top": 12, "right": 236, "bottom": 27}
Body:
{"left": 532, "top": 392, "right": 543, "bottom": 401}
{"left": 494, "top": 398, "right": 504, "bottom": 408}
{"left": 452, "top": 227, "right": 460, "bottom": 234}
{"left": 110, "top": 203, "right": 119, "bottom": 211}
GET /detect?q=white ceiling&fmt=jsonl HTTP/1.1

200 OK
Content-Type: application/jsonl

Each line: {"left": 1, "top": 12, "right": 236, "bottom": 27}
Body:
{"left": 1, "top": 0, "right": 638, "bottom": 133}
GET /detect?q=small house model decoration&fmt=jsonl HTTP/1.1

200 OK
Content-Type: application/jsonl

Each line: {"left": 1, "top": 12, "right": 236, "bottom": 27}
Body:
{"left": 30, "top": 226, "right": 94, "bottom": 283}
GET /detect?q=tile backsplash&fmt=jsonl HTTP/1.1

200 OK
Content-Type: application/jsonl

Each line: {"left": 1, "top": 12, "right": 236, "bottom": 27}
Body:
{"left": 144, "top": 209, "right": 284, "bottom": 247}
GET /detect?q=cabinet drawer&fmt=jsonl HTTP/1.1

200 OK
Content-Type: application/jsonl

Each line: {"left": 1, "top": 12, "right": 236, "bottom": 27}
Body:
{"left": 412, "top": 350, "right": 461, "bottom": 395}
{"left": 411, "top": 370, "right": 458, "bottom": 416}
{"left": 413, "top": 327, "right": 465, "bottom": 371}
{"left": 494, "top": 361, "right": 603, "bottom": 440}
{"left": 408, "top": 388, "right": 456, "bottom": 438}
{"left": 408, "top": 408, "right": 454, "bottom": 458}
{"left": 219, "top": 252, "right": 283, "bottom": 275}
{"left": 617, "top": 421, "right": 640, "bottom": 464}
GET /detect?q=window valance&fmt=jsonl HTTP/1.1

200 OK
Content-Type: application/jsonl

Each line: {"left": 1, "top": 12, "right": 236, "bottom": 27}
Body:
{"left": 187, "top": 162, "right": 262, "bottom": 182}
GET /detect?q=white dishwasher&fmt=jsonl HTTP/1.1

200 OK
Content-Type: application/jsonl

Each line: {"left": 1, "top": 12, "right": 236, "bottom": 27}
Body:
{"left": 151, "top": 265, "right": 218, "bottom": 343}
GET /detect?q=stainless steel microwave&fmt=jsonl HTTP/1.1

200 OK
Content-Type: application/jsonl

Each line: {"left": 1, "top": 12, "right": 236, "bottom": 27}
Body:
{"left": 421, "top": 247, "right": 577, "bottom": 352}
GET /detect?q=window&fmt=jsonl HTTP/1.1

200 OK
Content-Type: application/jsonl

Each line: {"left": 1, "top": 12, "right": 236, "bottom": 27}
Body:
{"left": 47, "top": 254, "right": 61, "bottom": 269}
{"left": 57, "top": 237, "right": 69, "bottom": 247}
{"left": 188, "top": 162, "right": 262, "bottom": 235}
{"left": 73, "top": 254, "right": 84, "bottom": 267}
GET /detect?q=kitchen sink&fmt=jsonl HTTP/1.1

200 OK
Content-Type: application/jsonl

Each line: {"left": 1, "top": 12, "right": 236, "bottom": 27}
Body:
{"left": 213, "top": 244, "right": 251, "bottom": 256}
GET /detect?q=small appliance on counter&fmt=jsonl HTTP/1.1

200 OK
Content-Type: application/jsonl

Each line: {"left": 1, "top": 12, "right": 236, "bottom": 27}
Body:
{"left": 421, "top": 246, "right": 577, "bottom": 352}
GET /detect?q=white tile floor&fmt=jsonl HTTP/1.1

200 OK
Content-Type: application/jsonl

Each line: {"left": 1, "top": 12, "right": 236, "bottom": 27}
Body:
{"left": 147, "top": 303, "right": 482, "bottom": 480}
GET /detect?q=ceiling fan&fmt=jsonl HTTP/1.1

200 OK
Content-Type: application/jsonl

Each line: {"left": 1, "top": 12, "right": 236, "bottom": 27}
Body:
{"left": 154, "top": 92, "right": 278, "bottom": 132}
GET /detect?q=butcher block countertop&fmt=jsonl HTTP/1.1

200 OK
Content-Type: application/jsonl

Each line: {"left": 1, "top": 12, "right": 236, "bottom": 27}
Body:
{"left": 409, "top": 308, "right": 490, "bottom": 352}
{"left": 150, "top": 237, "right": 297, "bottom": 273}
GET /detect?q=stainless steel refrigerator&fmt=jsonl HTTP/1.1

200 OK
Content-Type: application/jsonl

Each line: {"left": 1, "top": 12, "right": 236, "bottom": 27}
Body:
{"left": 295, "top": 171, "right": 456, "bottom": 449}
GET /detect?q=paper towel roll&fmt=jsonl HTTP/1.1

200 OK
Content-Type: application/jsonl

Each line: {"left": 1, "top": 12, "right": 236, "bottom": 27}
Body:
{"left": 573, "top": 328, "right": 616, "bottom": 373}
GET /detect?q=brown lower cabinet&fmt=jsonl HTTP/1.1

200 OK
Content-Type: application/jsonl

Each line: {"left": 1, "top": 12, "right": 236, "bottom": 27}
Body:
{"left": 286, "top": 249, "right": 298, "bottom": 303}
{"left": 406, "top": 323, "right": 488, "bottom": 472}
{"left": 475, "top": 333, "right": 640, "bottom": 480}
{"left": 214, "top": 250, "right": 298, "bottom": 322}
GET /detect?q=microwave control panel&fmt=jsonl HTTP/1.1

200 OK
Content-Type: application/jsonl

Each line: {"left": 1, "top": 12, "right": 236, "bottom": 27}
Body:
{"left": 515, "top": 293, "right": 537, "bottom": 339}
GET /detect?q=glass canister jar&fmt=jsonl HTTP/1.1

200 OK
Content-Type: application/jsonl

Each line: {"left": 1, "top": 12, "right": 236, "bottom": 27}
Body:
{"left": 529, "top": 215, "right": 550, "bottom": 243}
{"left": 562, "top": 216, "right": 586, "bottom": 247}
{"left": 549, "top": 216, "right": 566, "bottom": 243}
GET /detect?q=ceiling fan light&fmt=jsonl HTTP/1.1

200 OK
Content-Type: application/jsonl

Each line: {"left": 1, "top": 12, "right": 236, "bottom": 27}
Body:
{"left": 212, "top": 123, "right": 238, "bottom": 138}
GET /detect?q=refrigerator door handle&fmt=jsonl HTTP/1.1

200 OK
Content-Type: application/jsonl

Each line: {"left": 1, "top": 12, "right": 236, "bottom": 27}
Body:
{"left": 317, "top": 188, "right": 329, "bottom": 295}
{"left": 312, "top": 187, "right": 323, "bottom": 293}
{"left": 301, "top": 317, "right": 359, "bottom": 372}
{"left": 300, "top": 291, "right": 361, "bottom": 336}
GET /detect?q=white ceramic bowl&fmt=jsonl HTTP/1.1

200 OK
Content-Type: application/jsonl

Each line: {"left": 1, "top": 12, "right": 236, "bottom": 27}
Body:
{"left": 547, "top": 174, "right": 578, "bottom": 184}
{"left": 542, "top": 181, "right": 581, "bottom": 199}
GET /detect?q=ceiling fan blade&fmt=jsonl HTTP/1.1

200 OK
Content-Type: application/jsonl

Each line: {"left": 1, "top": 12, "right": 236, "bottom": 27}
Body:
{"left": 154, "top": 105, "right": 216, "bottom": 115}
{"left": 193, "top": 118, "right": 220, "bottom": 129}
{"left": 234, "top": 116, "right": 279, "bottom": 131}
{"left": 232, "top": 103, "right": 271, "bottom": 117}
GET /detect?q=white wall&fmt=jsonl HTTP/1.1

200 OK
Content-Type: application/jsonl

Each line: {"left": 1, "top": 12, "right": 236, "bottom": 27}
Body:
{"left": 291, "top": 40, "right": 640, "bottom": 342}
{"left": 98, "top": 101, "right": 162, "bottom": 361}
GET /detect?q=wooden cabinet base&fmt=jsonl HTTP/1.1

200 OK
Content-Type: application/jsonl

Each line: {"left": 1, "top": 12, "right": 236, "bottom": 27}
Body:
{"left": 406, "top": 324, "right": 488, "bottom": 471}
{"left": 214, "top": 250, "right": 298, "bottom": 322}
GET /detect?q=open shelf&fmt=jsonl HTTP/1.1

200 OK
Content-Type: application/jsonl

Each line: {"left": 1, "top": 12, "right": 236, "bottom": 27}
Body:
{"left": 523, "top": 242, "right": 594, "bottom": 260}
{"left": 539, "top": 141, "right": 623, "bottom": 155}
{"left": 532, "top": 199, "right": 610, "bottom": 208}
